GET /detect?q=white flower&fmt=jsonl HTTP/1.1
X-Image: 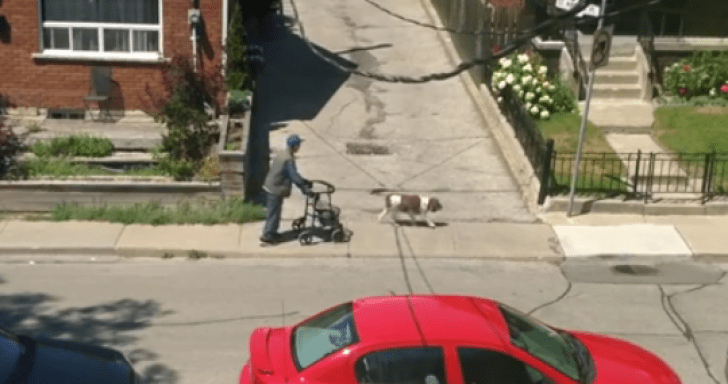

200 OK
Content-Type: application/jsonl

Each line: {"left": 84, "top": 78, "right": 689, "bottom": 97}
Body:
{"left": 497, "top": 97, "right": 503, "bottom": 103}
{"left": 522, "top": 75, "right": 532, "bottom": 85}
{"left": 548, "top": 83, "right": 556, "bottom": 91}
{"left": 498, "top": 81, "right": 507, "bottom": 90}
{"left": 710, "top": 88, "right": 717, "bottom": 97}
{"left": 536, "top": 87, "right": 542, "bottom": 93}
{"left": 506, "top": 74, "right": 516, "bottom": 84}
{"left": 513, "top": 84, "right": 522, "bottom": 92}
{"left": 501, "top": 59, "right": 512, "bottom": 69}
{"left": 525, "top": 92, "right": 535, "bottom": 101}
{"left": 532, "top": 77, "right": 539, "bottom": 85}
{"left": 499, "top": 58, "right": 507, "bottom": 65}
{"left": 543, "top": 81, "right": 551, "bottom": 89}
{"left": 539, "top": 66, "right": 548, "bottom": 74}
{"left": 530, "top": 106, "right": 540, "bottom": 115}
{"left": 523, "top": 64, "right": 533, "bottom": 72}
{"left": 540, "top": 110, "right": 550, "bottom": 119}
{"left": 525, "top": 102, "right": 532, "bottom": 110}
{"left": 539, "top": 95, "right": 550, "bottom": 103}
{"left": 517, "top": 54, "right": 529, "bottom": 63}
{"left": 518, "top": 90, "right": 525, "bottom": 98}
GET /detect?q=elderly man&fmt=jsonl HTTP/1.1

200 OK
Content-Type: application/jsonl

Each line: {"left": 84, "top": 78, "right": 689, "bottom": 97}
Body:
{"left": 260, "top": 134, "right": 312, "bottom": 244}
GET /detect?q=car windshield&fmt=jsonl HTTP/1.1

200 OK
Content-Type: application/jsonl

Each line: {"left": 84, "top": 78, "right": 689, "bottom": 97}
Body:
{"left": 498, "top": 304, "right": 580, "bottom": 381}
{"left": 292, "top": 303, "right": 359, "bottom": 370}
{"left": 0, "top": 327, "right": 26, "bottom": 382}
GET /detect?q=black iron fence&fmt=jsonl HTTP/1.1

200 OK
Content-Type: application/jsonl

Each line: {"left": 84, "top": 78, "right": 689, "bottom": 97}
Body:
{"left": 495, "top": 79, "right": 728, "bottom": 203}
{"left": 547, "top": 151, "right": 728, "bottom": 200}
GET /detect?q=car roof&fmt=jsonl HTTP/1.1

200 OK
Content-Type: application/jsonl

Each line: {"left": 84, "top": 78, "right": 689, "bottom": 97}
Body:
{"left": 351, "top": 294, "right": 511, "bottom": 349}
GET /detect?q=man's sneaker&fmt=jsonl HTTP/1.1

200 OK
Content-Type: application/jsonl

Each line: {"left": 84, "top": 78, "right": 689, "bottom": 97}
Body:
{"left": 260, "top": 235, "right": 281, "bottom": 244}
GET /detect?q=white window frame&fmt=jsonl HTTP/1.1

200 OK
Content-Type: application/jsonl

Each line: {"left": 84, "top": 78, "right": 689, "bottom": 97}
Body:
{"left": 35, "top": 0, "right": 164, "bottom": 62}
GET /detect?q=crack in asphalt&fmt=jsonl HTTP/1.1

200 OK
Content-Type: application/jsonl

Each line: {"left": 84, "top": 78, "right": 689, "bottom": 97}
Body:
{"left": 301, "top": 121, "right": 386, "bottom": 186}
{"left": 659, "top": 284, "right": 722, "bottom": 384}
{"left": 149, "top": 312, "right": 300, "bottom": 327}
{"left": 325, "top": 96, "right": 359, "bottom": 134}
{"left": 394, "top": 139, "right": 486, "bottom": 188}
{"left": 527, "top": 268, "right": 572, "bottom": 316}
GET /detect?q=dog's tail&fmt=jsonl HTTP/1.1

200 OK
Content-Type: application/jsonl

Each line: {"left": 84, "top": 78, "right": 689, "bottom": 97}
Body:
{"left": 369, "top": 187, "right": 397, "bottom": 195}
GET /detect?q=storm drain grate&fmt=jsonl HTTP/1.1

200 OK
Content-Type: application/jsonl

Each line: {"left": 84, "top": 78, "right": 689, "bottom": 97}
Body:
{"left": 346, "top": 142, "right": 390, "bottom": 155}
{"left": 611, "top": 264, "right": 659, "bottom": 276}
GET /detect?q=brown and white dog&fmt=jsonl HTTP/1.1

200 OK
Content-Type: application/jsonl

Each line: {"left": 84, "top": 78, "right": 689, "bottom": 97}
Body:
{"left": 377, "top": 194, "right": 443, "bottom": 228}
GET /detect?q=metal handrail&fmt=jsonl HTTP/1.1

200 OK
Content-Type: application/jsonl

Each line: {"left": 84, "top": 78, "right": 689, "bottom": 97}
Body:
{"left": 637, "top": 10, "right": 662, "bottom": 97}
{"left": 562, "top": 23, "right": 588, "bottom": 99}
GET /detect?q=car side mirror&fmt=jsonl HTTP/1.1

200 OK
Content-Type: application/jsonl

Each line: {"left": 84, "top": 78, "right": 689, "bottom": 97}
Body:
{"left": 425, "top": 374, "right": 439, "bottom": 384}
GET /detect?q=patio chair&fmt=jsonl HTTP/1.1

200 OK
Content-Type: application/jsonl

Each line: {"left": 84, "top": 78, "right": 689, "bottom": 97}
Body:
{"left": 83, "top": 66, "right": 113, "bottom": 121}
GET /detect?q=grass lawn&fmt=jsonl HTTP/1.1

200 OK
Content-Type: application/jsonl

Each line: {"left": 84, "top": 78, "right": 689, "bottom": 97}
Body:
{"left": 38, "top": 199, "right": 266, "bottom": 225}
{"left": 536, "top": 112, "right": 614, "bottom": 154}
{"left": 23, "top": 157, "right": 170, "bottom": 178}
{"left": 536, "top": 112, "right": 627, "bottom": 194}
{"left": 653, "top": 106, "right": 728, "bottom": 153}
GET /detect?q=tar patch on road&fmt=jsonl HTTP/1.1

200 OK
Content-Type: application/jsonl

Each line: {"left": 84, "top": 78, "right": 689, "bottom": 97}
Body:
{"left": 562, "top": 261, "right": 725, "bottom": 285}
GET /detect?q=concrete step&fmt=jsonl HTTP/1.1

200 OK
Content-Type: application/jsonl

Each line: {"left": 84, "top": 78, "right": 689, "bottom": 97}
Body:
{"left": 592, "top": 84, "right": 642, "bottom": 99}
{"left": 583, "top": 102, "right": 654, "bottom": 132}
{"left": 582, "top": 54, "right": 638, "bottom": 71}
{"left": 594, "top": 71, "right": 640, "bottom": 85}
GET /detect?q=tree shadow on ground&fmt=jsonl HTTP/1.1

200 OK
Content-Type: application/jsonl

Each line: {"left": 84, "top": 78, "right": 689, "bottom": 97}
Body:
{"left": 0, "top": 292, "right": 177, "bottom": 384}
{"left": 245, "top": 12, "right": 356, "bottom": 125}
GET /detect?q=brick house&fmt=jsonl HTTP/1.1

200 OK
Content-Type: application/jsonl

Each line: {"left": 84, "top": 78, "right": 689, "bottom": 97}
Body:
{"left": 0, "top": 0, "right": 232, "bottom": 118}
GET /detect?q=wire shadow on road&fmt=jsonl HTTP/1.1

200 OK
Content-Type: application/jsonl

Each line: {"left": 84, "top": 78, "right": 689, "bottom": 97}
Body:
{"left": 0, "top": 292, "right": 178, "bottom": 384}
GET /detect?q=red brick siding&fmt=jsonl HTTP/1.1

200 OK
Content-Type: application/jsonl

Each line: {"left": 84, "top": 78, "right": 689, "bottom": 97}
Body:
{"left": 0, "top": 0, "right": 224, "bottom": 111}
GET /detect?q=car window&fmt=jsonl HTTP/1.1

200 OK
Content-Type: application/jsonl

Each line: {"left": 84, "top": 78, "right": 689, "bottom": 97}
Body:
{"left": 356, "top": 347, "right": 446, "bottom": 384}
{"left": 498, "top": 304, "right": 579, "bottom": 381}
{"left": 0, "top": 329, "right": 24, "bottom": 382}
{"left": 293, "top": 303, "right": 359, "bottom": 370}
{"left": 458, "top": 348, "right": 555, "bottom": 384}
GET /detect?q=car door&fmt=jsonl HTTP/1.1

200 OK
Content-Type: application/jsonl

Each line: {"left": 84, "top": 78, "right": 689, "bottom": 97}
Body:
{"left": 456, "top": 347, "right": 564, "bottom": 384}
{"left": 353, "top": 346, "right": 448, "bottom": 384}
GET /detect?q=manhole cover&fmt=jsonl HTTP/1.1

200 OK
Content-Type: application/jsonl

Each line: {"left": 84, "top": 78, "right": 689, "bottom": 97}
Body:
{"left": 611, "top": 264, "right": 659, "bottom": 276}
{"left": 346, "top": 143, "right": 390, "bottom": 155}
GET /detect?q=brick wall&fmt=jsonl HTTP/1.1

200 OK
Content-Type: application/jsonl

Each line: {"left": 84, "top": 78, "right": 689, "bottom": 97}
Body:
{"left": 0, "top": 0, "right": 224, "bottom": 112}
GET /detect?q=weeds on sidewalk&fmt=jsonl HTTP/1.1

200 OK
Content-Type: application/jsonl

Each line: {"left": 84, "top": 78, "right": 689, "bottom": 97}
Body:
{"left": 47, "top": 198, "right": 265, "bottom": 225}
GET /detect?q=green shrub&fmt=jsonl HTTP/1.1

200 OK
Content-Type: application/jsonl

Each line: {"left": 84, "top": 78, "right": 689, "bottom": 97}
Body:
{"left": 491, "top": 52, "right": 577, "bottom": 119}
{"left": 0, "top": 118, "right": 25, "bottom": 180}
{"left": 228, "top": 89, "right": 252, "bottom": 115}
{"left": 147, "top": 55, "right": 222, "bottom": 167}
{"left": 197, "top": 155, "right": 221, "bottom": 182}
{"left": 225, "top": 2, "right": 253, "bottom": 92}
{"left": 30, "top": 134, "right": 114, "bottom": 158}
{"left": 663, "top": 51, "right": 728, "bottom": 99}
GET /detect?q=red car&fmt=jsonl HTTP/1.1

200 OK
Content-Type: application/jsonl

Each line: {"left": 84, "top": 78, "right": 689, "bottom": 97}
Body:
{"left": 239, "top": 294, "right": 682, "bottom": 384}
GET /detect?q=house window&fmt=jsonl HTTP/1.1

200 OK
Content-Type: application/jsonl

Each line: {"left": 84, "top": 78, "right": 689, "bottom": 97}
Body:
{"left": 40, "top": 0, "right": 161, "bottom": 59}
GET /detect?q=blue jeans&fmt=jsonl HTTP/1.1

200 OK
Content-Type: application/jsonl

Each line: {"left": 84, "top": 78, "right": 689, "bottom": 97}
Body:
{"left": 262, "top": 192, "right": 284, "bottom": 239}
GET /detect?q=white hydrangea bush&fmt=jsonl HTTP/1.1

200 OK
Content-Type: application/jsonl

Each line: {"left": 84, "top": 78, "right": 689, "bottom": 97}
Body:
{"left": 491, "top": 52, "right": 576, "bottom": 120}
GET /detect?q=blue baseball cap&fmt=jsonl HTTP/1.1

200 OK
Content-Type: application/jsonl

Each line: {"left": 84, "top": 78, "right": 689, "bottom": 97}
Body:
{"left": 286, "top": 134, "right": 303, "bottom": 148}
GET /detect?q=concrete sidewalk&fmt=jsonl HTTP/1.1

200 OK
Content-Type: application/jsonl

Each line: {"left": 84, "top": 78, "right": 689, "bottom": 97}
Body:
{"left": 2, "top": 214, "right": 728, "bottom": 262}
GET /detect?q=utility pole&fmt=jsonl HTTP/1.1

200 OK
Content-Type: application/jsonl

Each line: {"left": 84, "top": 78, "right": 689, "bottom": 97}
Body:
{"left": 567, "top": 0, "right": 609, "bottom": 217}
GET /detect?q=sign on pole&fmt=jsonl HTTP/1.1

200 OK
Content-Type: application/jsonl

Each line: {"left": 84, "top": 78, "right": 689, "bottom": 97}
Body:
{"left": 590, "top": 29, "right": 612, "bottom": 70}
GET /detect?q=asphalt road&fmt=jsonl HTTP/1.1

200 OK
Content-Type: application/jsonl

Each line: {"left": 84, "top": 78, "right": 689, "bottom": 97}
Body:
{"left": 0, "top": 255, "right": 726, "bottom": 384}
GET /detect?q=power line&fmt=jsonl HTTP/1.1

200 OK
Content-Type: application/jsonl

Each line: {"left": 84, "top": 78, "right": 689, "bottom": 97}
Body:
{"left": 363, "top": 0, "right": 662, "bottom": 36}
{"left": 286, "top": 0, "right": 593, "bottom": 83}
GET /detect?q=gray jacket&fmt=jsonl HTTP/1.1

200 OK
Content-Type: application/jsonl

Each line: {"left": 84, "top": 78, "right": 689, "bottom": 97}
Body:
{"left": 263, "top": 149, "right": 308, "bottom": 197}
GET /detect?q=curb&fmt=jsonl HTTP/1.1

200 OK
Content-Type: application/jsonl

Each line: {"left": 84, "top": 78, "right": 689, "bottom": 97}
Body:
{"left": 416, "top": 0, "right": 542, "bottom": 215}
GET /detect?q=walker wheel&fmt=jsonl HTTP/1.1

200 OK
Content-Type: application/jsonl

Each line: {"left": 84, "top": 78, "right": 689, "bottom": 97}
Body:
{"left": 292, "top": 217, "right": 305, "bottom": 230}
{"left": 331, "top": 229, "right": 345, "bottom": 243}
{"left": 299, "top": 231, "right": 313, "bottom": 245}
